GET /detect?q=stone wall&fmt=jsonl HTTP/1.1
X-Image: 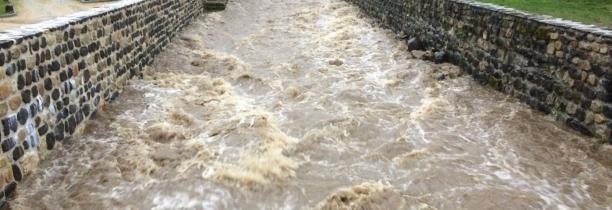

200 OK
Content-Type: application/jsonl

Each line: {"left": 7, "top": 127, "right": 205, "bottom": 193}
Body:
{"left": 0, "top": 0, "right": 204, "bottom": 204}
{"left": 346, "top": 0, "right": 612, "bottom": 144}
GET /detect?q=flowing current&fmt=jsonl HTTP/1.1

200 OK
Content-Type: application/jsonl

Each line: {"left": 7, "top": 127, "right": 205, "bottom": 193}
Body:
{"left": 10, "top": 0, "right": 612, "bottom": 209}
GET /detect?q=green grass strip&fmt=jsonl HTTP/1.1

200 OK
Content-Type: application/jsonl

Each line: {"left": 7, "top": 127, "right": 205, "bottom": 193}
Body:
{"left": 478, "top": 0, "right": 612, "bottom": 27}
{"left": 0, "top": 1, "right": 6, "bottom": 16}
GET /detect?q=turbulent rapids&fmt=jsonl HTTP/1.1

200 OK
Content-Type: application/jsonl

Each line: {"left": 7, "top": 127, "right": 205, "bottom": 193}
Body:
{"left": 8, "top": 0, "right": 612, "bottom": 209}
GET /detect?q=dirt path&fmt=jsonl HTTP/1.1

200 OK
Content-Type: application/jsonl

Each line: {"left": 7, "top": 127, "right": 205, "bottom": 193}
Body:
{"left": 0, "top": 0, "right": 109, "bottom": 31}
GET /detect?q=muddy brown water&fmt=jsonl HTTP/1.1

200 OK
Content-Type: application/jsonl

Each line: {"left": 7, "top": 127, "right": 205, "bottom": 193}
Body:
{"left": 9, "top": 0, "right": 612, "bottom": 209}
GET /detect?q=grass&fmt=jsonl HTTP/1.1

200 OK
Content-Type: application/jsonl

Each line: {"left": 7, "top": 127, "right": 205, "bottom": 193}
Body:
{"left": 478, "top": 0, "right": 612, "bottom": 27}
{"left": 0, "top": 1, "right": 6, "bottom": 16}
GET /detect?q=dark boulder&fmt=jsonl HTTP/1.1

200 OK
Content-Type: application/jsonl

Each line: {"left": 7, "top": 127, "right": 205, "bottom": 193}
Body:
{"left": 433, "top": 51, "right": 447, "bottom": 64}
{"left": 406, "top": 38, "right": 422, "bottom": 51}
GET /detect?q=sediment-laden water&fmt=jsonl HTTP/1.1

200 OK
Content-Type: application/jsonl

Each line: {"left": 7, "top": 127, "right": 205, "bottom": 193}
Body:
{"left": 9, "top": 0, "right": 612, "bottom": 209}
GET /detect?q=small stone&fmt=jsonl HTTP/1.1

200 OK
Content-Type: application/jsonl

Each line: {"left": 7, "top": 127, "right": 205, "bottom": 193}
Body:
{"left": 17, "top": 59, "right": 25, "bottom": 71}
{"left": 592, "top": 42, "right": 601, "bottom": 52}
{"left": 328, "top": 59, "right": 344, "bottom": 66}
{"left": 0, "top": 103, "right": 7, "bottom": 117}
{"left": 79, "top": 47, "right": 89, "bottom": 57}
{"left": 10, "top": 48, "right": 20, "bottom": 59}
{"left": 579, "top": 41, "right": 591, "bottom": 50}
{"left": 11, "top": 164, "right": 21, "bottom": 181}
{"left": 0, "top": 82, "right": 12, "bottom": 101}
{"left": 546, "top": 43, "right": 555, "bottom": 54}
{"left": 26, "top": 57, "right": 36, "bottom": 70}
{"left": 52, "top": 89, "right": 60, "bottom": 100}
{"left": 4, "top": 181, "right": 17, "bottom": 197}
{"left": 578, "top": 60, "right": 591, "bottom": 71}
{"left": 2, "top": 116, "right": 17, "bottom": 134}
{"left": 587, "top": 34, "right": 595, "bottom": 41}
{"left": 45, "top": 133, "right": 55, "bottom": 150}
{"left": 12, "top": 146, "right": 24, "bottom": 161}
{"left": 72, "top": 67, "right": 79, "bottom": 77}
{"left": 479, "top": 61, "right": 488, "bottom": 71}
{"left": 190, "top": 61, "right": 201, "bottom": 67}
{"left": 1, "top": 138, "right": 16, "bottom": 153}
{"left": 584, "top": 112, "right": 594, "bottom": 124}
{"left": 591, "top": 100, "right": 603, "bottom": 112}
{"left": 17, "top": 75, "right": 25, "bottom": 90}
{"left": 406, "top": 38, "right": 422, "bottom": 51}
{"left": 54, "top": 124, "right": 64, "bottom": 141}
{"left": 20, "top": 45, "right": 27, "bottom": 54}
{"left": 21, "top": 89, "right": 31, "bottom": 104}
{"left": 17, "top": 129, "right": 26, "bottom": 142}
{"left": 594, "top": 114, "right": 605, "bottom": 124}
{"left": 17, "top": 108, "right": 29, "bottom": 125}
{"left": 5, "top": 64, "right": 15, "bottom": 76}
{"left": 600, "top": 45, "right": 608, "bottom": 54}
{"left": 38, "top": 124, "right": 48, "bottom": 135}
{"left": 25, "top": 72, "right": 32, "bottom": 86}
{"left": 549, "top": 32, "right": 559, "bottom": 40}
{"left": 44, "top": 78, "right": 53, "bottom": 91}
{"left": 9, "top": 96, "right": 22, "bottom": 110}
{"left": 59, "top": 71, "right": 67, "bottom": 82}
{"left": 38, "top": 66, "right": 47, "bottom": 78}
{"left": 433, "top": 51, "right": 447, "bottom": 64}
{"left": 567, "top": 103, "right": 577, "bottom": 115}
{"left": 50, "top": 61, "right": 60, "bottom": 72}
{"left": 587, "top": 74, "right": 598, "bottom": 86}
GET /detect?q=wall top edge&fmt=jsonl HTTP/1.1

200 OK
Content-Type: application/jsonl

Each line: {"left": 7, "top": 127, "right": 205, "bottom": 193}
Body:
{"left": 455, "top": 0, "right": 612, "bottom": 37}
{"left": 0, "top": 0, "right": 144, "bottom": 43}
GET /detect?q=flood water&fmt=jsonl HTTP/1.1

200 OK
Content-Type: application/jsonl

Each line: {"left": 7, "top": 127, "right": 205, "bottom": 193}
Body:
{"left": 9, "top": 0, "right": 612, "bottom": 209}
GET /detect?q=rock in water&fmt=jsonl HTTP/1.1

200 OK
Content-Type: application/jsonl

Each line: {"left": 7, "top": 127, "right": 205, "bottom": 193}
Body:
{"left": 433, "top": 51, "right": 447, "bottom": 64}
{"left": 329, "top": 59, "right": 344, "bottom": 66}
{"left": 406, "top": 38, "right": 422, "bottom": 51}
{"left": 422, "top": 50, "right": 433, "bottom": 61}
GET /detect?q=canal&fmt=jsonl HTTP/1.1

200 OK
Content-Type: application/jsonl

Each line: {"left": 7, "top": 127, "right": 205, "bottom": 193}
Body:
{"left": 10, "top": 0, "right": 612, "bottom": 209}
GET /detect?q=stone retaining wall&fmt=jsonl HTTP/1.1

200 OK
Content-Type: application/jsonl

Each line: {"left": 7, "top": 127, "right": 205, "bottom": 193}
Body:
{"left": 0, "top": 0, "right": 204, "bottom": 204}
{"left": 346, "top": 0, "right": 612, "bottom": 144}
